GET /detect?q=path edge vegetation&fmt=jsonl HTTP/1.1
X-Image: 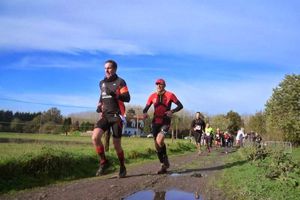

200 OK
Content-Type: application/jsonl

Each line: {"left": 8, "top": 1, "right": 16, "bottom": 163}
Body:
{"left": 0, "top": 137, "right": 195, "bottom": 194}
{"left": 216, "top": 145, "right": 300, "bottom": 200}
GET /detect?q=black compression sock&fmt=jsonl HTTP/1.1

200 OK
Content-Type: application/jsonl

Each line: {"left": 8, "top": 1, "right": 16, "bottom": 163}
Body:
{"left": 157, "top": 148, "right": 164, "bottom": 163}
{"left": 161, "top": 144, "right": 167, "bottom": 156}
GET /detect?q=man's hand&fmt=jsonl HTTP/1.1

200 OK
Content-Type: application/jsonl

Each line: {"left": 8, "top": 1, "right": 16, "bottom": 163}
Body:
{"left": 96, "top": 103, "right": 103, "bottom": 118}
{"left": 96, "top": 103, "right": 102, "bottom": 113}
{"left": 106, "top": 88, "right": 116, "bottom": 97}
{"left": 165, "top": 111, "right": 173, "bottom": 117}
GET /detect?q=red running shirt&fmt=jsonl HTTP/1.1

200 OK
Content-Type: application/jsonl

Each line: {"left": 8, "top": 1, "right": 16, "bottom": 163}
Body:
{"left": 145, "top": 91, "right": 179, "bottom": 124}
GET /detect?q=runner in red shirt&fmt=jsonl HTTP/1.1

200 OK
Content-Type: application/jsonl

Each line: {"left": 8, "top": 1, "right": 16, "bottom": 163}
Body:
{"left": 143, "top": 79, "right": 183, "bottom": 174}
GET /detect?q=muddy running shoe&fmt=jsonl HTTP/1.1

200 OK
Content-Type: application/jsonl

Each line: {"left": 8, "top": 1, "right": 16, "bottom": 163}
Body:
{"left": 157, "top": 164, "right": 167, "bottom": 174}
{"left": 95, "top": 161, "right": 109, "bottom": 176}
{"left": 119, "top": 165, "right": 127, "bottom": 178}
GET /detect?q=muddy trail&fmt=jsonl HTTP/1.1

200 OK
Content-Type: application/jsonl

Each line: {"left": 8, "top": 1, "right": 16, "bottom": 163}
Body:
{"left": 1, "top": 148, "right": 238, "bottom": 200}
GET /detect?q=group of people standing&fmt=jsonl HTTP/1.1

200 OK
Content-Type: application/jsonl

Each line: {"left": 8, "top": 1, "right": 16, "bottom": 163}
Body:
{"left": 92, "top": 59, "right": 183, "bottom": 178}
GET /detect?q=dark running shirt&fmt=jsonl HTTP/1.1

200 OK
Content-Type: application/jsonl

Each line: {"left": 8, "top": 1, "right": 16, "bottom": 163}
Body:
{"left": 143, "top": 91, "right": 183, "bottom": 124}
{"left": 191, "top": 118, "right": 206, "bottom": 132}
{"left": 98, "top": 74, "right": 130, "bottom": 116}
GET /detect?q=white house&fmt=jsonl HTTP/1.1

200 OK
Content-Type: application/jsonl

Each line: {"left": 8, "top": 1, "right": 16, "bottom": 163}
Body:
{"left": 123, "top": 117, "right": 145, "bottom": 136}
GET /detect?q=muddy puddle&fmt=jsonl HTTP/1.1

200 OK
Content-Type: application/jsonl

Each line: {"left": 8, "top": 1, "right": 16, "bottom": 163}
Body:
{"left": 122, "top": 189, "right": 203, "bottom": 200}
{"left": 170, "top": 172, "right": 206, "bottom": 178}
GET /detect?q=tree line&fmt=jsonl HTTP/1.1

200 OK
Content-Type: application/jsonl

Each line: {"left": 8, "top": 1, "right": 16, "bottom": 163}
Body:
{"left": 0, "top": 108, "right": 94, "bottom": 134}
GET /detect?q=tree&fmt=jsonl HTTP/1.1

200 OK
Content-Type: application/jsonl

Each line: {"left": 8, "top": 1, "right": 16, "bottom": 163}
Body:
{"left": 10, "top": 118, "right": 23, "bottom": 133}
{"left": 39, "top": 108, "right": 63, "bottom": 134}
{"left": 62, "top": 117, "right": 72, "bottom": 135}
{"left": 41, "top": 121, "right": 60, "bottom": 134}
{"left": 72, "top": 121, "right": 80, "bottom": 131}
{"left": 210, "top": 114, "right": 229, "bottom": 131}
{"left": 126, "top": 108, "right": 136, "bottom": 119}
{"left": 23, "top": 115, "right": 41, "bottom": 133}
{"left": 226, "top": 110, "right": 243, "bottom": 134}
{"left": 0, "top": 110, "right": 13, "bottom": 131}
{"left": 265, "top": 74, "right": 300, "bottom": 144}
{"left": 14, "top": 112, "right": 40, "bottom": 122}
{"left": 79, "top": 121, "right": 94, "bottom": 132}
{"left": 42, "top": 107, "right": 63, "bottom": 124}
{"left": 247, "top": 111, "right": 266, "bottom": 136}
{"left": 171, "top": 115, "right": 180, "bottom": 139}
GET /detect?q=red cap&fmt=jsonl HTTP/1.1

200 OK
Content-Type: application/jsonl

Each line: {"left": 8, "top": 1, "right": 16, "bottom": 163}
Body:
{"left": 155, "top": 79, "right": 166, "bottom": 85}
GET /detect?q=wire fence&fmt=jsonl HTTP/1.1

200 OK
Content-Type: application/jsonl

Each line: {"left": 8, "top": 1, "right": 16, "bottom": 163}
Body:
{"left": 0, "top": 97, "right": 95, "bottom": 109}
{"left": 0, "top": 97, "right": 99, "bottom": 133}
{"left": 263, "top": 141, "right": 293, "bottom": 154}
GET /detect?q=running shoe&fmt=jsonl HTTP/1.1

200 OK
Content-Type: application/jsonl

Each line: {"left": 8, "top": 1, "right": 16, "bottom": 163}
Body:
{"left": 119, "top": 165, "right": 127, "bottom": 178}
{"left": 95, "top": 160, "right": 109, "bottom": 176}
{"left": 157, "top": 164, "right": 167, "bottom": 174}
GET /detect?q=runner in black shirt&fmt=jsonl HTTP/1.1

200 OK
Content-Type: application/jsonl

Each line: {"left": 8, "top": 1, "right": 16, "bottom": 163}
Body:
{"left": 92, "top": 60, "right": 130, "bottom": 178}
{"left": 191, "top": 112, "right": 206, "bottom": 155}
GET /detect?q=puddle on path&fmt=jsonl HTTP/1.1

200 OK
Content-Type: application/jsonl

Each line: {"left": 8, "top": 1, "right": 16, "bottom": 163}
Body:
{"left": 170, "top": 172, "right": 205, "bottom": 178}
{"left": 122, "top": 189, "right": 203, "bottom": 200}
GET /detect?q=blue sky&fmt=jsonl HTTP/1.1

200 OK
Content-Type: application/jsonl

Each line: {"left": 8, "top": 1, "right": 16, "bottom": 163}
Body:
{"left": 0, "top": 0, "right": 299, "bottom": 116}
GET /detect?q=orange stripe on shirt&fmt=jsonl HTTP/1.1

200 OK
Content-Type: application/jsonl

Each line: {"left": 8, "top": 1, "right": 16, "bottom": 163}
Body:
{"left": 119, "top": 86, "right": 128, "bottom": 94}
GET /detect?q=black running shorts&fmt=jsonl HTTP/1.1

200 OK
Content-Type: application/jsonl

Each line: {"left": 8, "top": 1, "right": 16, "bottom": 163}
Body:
{"left": 95, "top": 114, "right": 123, "bottom": 138}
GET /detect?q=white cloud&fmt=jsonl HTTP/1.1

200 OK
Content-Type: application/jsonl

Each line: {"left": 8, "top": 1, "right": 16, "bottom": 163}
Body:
{"left": 6, "top": 55, "right": 101, "bottom": 69}
{"left": 1, "top": 0, "right": 299, "bottom": 66}
{"left": 0, "top": 16, "right": 151, "bottom": 55}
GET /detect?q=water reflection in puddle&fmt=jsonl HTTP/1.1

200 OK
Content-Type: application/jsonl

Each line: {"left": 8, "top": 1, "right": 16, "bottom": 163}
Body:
{"left": 170, "top": 172, "right": 204, "bottom": 178}
{"left": 123, "top": 189, "right": 203, "bottom": 200}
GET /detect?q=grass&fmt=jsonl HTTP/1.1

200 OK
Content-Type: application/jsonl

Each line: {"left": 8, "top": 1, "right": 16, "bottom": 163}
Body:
{"left": 0, "top": 132, "right": 91, "bottom": 143}
{"left": 0, "top": 133, "right": 195, "bottom": 194}
{"left": 217, "top": 146, "right": 300, "bottom": 200}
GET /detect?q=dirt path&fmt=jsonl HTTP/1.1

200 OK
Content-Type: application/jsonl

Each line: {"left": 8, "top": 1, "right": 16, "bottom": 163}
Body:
{"left": 1, "top": 148, "right": 231, "bottom": 200}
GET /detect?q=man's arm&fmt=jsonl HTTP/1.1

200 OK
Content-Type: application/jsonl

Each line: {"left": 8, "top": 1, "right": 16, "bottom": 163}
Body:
{"left": 171, "top": 100, "right": 183, "bottom": 113}
{"left": 190, "top": 120, "right": 195, "bottom": 130}
{"left": 142, "top": 94, "right": 153, "bottom": 119}
{"left": 118, "top": 87, "right": 130, "bottom": 102}
{"left": 96, "top": 96, "right": 102, "bottom": 113}
{"left": 202, "top": 121, "right": 206, "bottom": 131}
{"left": 106, "top": 82, "right": 130, "bottom": 102}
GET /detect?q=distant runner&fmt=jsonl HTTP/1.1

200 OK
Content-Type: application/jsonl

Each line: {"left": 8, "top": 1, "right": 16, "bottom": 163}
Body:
{"left": 204, "top": 123, "right": 214, "bottom": 153}
{"left": 92, "top": 60, "right": 130, "bottom": 178}
{"left": 143, "top": 79, "right": 183, "bottom": 174}
{"left": 191, "top": 112, "right": 206, "bottom": 155}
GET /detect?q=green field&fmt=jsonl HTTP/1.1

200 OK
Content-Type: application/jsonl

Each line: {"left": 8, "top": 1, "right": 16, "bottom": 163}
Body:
{"left": 0, "top": 132, "right": 195, "bottom": 194}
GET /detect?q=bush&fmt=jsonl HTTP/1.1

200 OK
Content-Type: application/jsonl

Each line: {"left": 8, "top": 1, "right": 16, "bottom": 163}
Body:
{"left": 243, "top": 146, "right": 300, "bottom": 188}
